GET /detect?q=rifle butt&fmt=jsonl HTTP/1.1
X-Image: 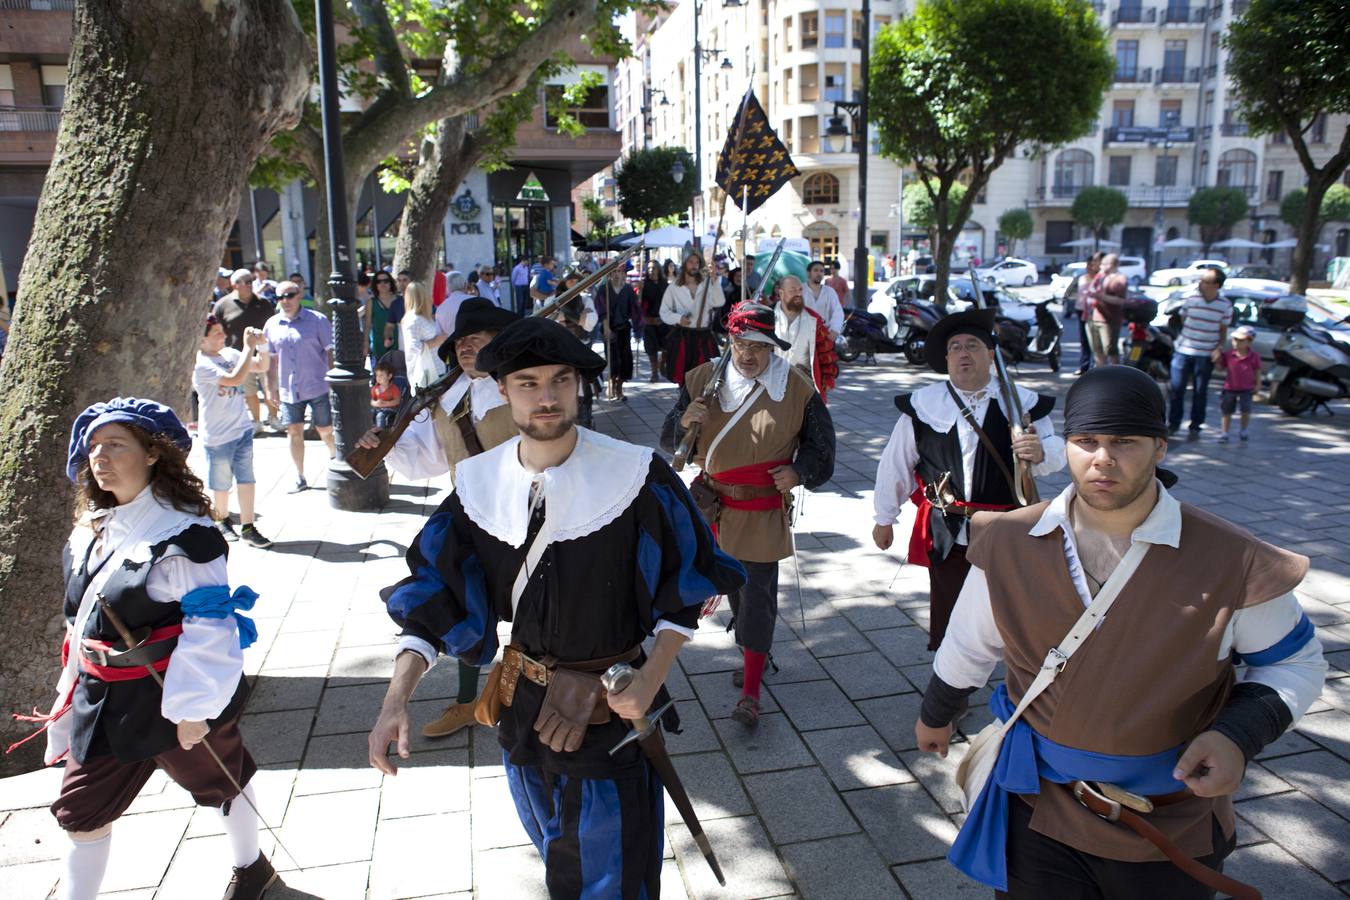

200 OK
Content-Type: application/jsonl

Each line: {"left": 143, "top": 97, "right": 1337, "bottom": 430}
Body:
{"left": 672, "top": 425, "right": 699, "bottom": 472}
{"left": 346, "top": 434, "right": 399, "bottom": 479}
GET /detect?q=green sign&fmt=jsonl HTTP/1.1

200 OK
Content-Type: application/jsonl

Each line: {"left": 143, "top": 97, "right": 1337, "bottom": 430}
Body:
{"left": 517, "top": 172, "right": 549, "bottom": 202}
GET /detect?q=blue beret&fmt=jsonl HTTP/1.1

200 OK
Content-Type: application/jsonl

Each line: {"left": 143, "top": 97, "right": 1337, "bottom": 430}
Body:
{"left": 67, "top": 397, "right": 192, "bottom": 483}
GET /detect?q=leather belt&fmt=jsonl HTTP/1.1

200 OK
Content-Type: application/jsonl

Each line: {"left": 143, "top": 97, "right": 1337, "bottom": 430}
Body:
{"left": 499, "top": 644, "right": 641, "bottom": 707}
{"left": 704, "top": 475, "right": 781, "bottom": 502}
{"left": 80, "top": 627, "right": 180, "bottom": 669}
{"left": 1069, "top": 781, "right": 1261, "bottom": 900}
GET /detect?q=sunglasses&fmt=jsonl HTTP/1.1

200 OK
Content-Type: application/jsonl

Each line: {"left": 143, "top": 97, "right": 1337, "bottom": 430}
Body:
{"left": 278, "top": 291, "right": 301, "bottom": 300}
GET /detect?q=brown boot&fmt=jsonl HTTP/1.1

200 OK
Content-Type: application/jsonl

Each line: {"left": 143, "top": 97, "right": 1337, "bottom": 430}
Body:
{"left": 731, "top": 696, "right": 760, "bottom": 730}
{"left": 223, "top": 852, "right": 276, "bottom": 900}
{"left": 422, "top": 701, "right": 477, "bottom": 739}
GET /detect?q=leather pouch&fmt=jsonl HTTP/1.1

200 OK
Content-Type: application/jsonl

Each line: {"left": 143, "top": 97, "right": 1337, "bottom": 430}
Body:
{"left": 533, "top": 668, "right": 611, "bottom": 753}
{"left": 473, "top": 661, "right": 504, "bottom": 727}
{"left": 689, "top": 476, "right": 720, "bottom": 525}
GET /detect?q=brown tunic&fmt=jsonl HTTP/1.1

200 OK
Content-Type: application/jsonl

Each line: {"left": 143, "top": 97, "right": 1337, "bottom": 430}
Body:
{"left": 431, "top": 395, "right": 518, "bottom": 479}
{"left": 966, "top": 500, "right": 1307, "bottom": 862}
{"left": 685, "top": 360, "right": 815, "bottom": 563}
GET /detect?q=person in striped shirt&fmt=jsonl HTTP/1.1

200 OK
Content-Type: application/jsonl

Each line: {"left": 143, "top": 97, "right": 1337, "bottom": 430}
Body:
{"left": 1168, "top": 265, "right": 1233, "bottom": 436}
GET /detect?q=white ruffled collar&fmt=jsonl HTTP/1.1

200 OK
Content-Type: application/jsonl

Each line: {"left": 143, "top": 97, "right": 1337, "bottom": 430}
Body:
{"left": 719, "top": 353, "right": 789, "bottom": 412}
{"left": 455, "top": 427, "right": 653, "bottom": 547}
{"left": 910, "top": 375, "right": 1039, "bottom": 434}
{"left": 441, "top": 372, "right": 506, "bottom": 423}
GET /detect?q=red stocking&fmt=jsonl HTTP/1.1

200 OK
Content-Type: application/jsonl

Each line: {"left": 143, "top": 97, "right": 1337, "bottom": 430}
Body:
{"left": 742, "top": 649, "right": 767, "bottom": 699}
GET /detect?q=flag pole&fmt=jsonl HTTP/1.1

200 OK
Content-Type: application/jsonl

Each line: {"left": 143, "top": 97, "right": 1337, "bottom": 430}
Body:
{"left": 693, "top": 85, "right": 756, "bottom": 328}
{"left": 741, "top": 184, "right": 749, "bottom": 305}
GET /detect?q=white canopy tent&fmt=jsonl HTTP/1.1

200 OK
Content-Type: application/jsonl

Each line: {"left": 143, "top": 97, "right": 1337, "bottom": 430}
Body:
{"left": 1162, "top": 237, "right": 1204, "bottom": 249}
{"left": 621, "top": 226, "right": 721, "bottom": 249}
{"left": 1210, "top": 238, "right": 1267, "bottom": 250}
{"left": 1061, "top": 237, "right": 1121, "bottom": 249}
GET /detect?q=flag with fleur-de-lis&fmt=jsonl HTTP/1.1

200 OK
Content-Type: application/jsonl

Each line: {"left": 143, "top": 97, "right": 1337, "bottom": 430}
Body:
{"left": 715, "top": 89, "right": 800, "bottom": 214}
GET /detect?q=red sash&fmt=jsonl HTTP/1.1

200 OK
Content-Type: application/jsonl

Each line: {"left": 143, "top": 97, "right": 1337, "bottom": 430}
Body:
{"left": 906, "top": 476, "right": 1014, "bottom": 568}
{"left": 709, "top": 459, "right": 793, "bottom": 512}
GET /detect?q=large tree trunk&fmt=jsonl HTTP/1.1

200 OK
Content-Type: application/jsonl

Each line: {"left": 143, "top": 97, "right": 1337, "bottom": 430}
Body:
{"left": 0, "top": 0, "right": 308, "bottom": 774}
{"left": 1289, "top": 175, "right": 1332, "bottom": 295}
{"left": 933, "top": 225, "right": 958, "bottom": 312}
{"left": 391, "top": 118, "right": 483, "bottom": 287}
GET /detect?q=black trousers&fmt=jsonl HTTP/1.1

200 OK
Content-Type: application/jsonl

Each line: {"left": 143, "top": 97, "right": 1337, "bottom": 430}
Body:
{"left": 728, "top": 560, "right": 779, "bottom": 654}
{"left": 927, "top": 544, "right": 971, "bottom": 651}
{"left": 996, "top": 796, "right": 1235, "bottom": 900}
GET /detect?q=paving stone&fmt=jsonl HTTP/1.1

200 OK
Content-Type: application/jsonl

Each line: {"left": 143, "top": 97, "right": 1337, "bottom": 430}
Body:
{"left": 786, "top": 615, "right": 874, "bottom": 657}
{"left": 891, "top": 858, "right": 989, "bottom": 897}
{"left": 765, "top": 678, "right": 865, "bottom": 733}
{"left": 819, "top": 650, "right": 913, "bottom": 701}
{"left": 713, "top": 713, "right": 815, "bottom": 775}
{"left": 662, "top": 751, "right": 753, "bottom": 823}
{"left": 661, "top": 698, "right": 723, "bottom": 757}
{"left": 237, "top": 708, "right": 314, "bottom": 766}
{"left": 268, "top": 861, "right": 372, "bottom": 900}
{"left": 470, "top": 776, "right": 533, "bottom": 852}
{"left": 901, "top": 745, "right": 969, "bottom": 814}
{"left": 293, "top": 733, "right": 384, "bottom": 796}
{"left": 668, "top": 815, "right": 793, "bottom": 900}
{"left": 676, "top": 631, "right": 744, "bottom": 675}
{"left": 1253, "top": 724, "right": 1319, "bottom": 760}
{"left": 1232, "top": 760, "right": 1293, "bottom": 803}
{"left": 742, "top": 766, "right": 859, "bottom": 844}
{"left": 1293, "top": 708, "right": 1350, "bottom": 760}
{"left": 843, "top": 782, "right": 958, "bottom": 864}
{"left": 98, "top": 808, "right": 192, "bottom": 892}
{"left": 184, "top": 764, "right": 296, "bottom": 838}
{"left": 857, "top": 693, "right": 924, "bottom": 753}
{"left": 379, "top": 748, "right": 471, "bottom": 819}
{"left": 470, "top": 720, "right": 507, "bottom": 778}
{"left": 0, "top": 808, "right": 65, "bottom": 865}
{"left": 369, "top": 811, "right": 472, "bottom": 898}
{"left": 311, "top": 681, "right": 389, "bottom": 737}
{"left": 865, "top": 626, "right": 934, "bottom": 669}
{"left": 1, "top": 859, "right": 60, "bottom": 900}
{"left": 759, "top": 640, "right": 830, "bottom": 684}
{"left": 278, "top": 789, "right": 380, "bottom": 868}
{"left": 803, "top": 725, "right": 914, "bottom": 791}
{"left": 328, "top": 644, "right": 397, "bottom": 684}
{"left": 0, "top": 767, "right": 61, "bottom": 814}
{"left": 1235, "top": 790, "right": 1350, "bottom": 881}
{"left": 244, "top": 665, "right": 328, "bottom": 714}
{"left": 1261, "top": 750, "right": 1350, "bottom": 821}
{"left": 473, "top": 844, "right": 548, "bottom": 898}
{"left": 780, "top": 833, "right": 901, "bottom": 899}
{"left": 261, "top": 630, "right": 340, "bottom": 671}
{"left": 1220, "top": 841, "right": 1348, "bottom": 900}
{"left": 688, "top": 671, "right": 780, "bottom": 720}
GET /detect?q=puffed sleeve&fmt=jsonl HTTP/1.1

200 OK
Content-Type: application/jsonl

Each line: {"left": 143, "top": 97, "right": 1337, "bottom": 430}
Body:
{"left": 659, "top": 284, "right": 683, "bottom": 326}
{"left": 635, "top": 458, "right": 746, "bottom": 634}
{"left": 149, "top": 554, "right": 244, "bottom": 724}
{"left": 381, "top": 493, "right": 499, "bottom": 670}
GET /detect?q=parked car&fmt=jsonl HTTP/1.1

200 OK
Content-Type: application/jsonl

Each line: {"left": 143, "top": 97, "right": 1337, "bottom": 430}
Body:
{"left": 1225, "top": 264, "right": 1288, "bottom": 295}
{"left": 1115, "top": 255, "right": 1148, "bottom": 286}
{"left": 1049, "top": 263, "right": 1087, "bottom": 301}
{"left": 1148, "top": 258, "right": 1229, "bottom": 287}
{"left": 975, "top": 257, "right": 1040, "bottom": 287}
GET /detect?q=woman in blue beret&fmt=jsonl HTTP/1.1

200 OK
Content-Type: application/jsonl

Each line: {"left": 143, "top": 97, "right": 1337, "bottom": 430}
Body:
{"left": 26, "top": 398, "right": 274, "bottom": 900}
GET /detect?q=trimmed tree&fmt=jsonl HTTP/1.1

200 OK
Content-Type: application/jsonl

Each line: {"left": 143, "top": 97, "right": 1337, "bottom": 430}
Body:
{"left": 616, "top": 146, "right": 698, "bottom": 236}
{"left": 997, "top": 207, "right": 1034, "bottom": 257}
{"left": 870, "top": 0, "right": 1113, "bottom": 306}
{"left": 1188, "top": 186, "right": 1251, "bottom": 255}
{"left": 1226, "top": 0, "right": 1350, "bottom": 292}
{"left": 1279, "top": 184, "right": 1350, "bottom": 258}
{"left": 1070, "top": 187, "right": 1128, "bottom": 251}
{"left": 903, "top": 179, "right": 967, "bottom": 254}
{"left": 0, "top": 1, "right": 309, "bottom": 774}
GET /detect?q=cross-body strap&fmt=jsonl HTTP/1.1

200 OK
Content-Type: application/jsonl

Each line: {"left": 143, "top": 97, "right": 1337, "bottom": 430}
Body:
{"left": 452, "top": 392, "right": 486, "bottom": 458}
{"left": 996, "top": 539, "right": 1151, "bottom": 737}
{"left": 946, "top": 382, "right": 1021, "bottom": 502}
{"left": 704, "top": 383, "right": 766, "bottom": 473}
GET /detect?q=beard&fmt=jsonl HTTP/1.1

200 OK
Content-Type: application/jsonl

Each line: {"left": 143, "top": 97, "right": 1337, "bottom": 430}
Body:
{"left": 1075, "top": 466, "right": 1156, "bottom": 512}
{"left": 518, "top": 408, "right": 576, "bottom": 442}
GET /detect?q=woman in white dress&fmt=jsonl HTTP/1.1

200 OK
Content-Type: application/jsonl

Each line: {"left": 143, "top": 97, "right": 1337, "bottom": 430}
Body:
{"left": 400, "top": 281, "right": 446, "bottom": 393}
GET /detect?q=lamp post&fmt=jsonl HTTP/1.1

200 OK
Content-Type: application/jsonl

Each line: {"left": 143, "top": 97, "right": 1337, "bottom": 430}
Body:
{"left": 641, "top": 86, "right": 669, "bottom": 149}
{"left": 823, "top": 0, "right": 871, "bottom": 307}
{"left": 1149, "top": 132, "right": 1174, "bottom": 272}
{"left": 690, "top": 0, "right": 733, "bottom": 254}
{"left": 315, "top": 0, "right": 389, "bottom": 510}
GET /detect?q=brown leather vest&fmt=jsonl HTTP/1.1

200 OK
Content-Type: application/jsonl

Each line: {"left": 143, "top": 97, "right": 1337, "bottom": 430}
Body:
{"left": 432, "top": 399, "right": 518, "bottom": 479}
{"left": 966, "top": 499, "right": 1307, "bottom": 862}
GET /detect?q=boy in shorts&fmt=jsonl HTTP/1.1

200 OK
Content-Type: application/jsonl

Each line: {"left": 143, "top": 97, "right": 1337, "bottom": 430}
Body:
{"left": 1216, "top": 325, "right": 1263, "bottom": 443}
{"left": 195, "top": 316, "right": 274, "bottom": 548}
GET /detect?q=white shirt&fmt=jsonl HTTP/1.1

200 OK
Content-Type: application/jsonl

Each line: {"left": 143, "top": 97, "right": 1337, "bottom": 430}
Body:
{"left": 402, "top": 313, "right": 445, "bottom": 391}
{"left": 385, "top": 373, "right": 507, "bottom": 481}
{"left": 774, "top": 305, "right": 816, "bottom": 371}
{"left": 435, "top": 291, "right": 476, "bottom": 336}
{"left": 872, "top": 376, "right": 1067, "bottom": 543}
{"left": 659, "top": 280, "right": 725, "bottom": 328}
{"left": 934, "top": 482, "right": 1327, "bottom": 727}
{"left": 803, "top": 281, "right": 845, "bottom": 334}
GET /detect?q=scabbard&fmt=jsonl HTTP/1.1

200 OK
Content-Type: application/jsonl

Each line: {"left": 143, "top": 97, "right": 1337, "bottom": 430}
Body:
{"left": 636, "top": 730, "right": 726, "bottom": 886}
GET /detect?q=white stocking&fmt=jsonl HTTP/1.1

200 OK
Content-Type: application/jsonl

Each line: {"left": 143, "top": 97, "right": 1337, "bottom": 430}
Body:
{"left": 216, "top": 782, "right": 261, "bottom": 869}
{"left": 61, "top": 831, "right": 112, "bottom": 900}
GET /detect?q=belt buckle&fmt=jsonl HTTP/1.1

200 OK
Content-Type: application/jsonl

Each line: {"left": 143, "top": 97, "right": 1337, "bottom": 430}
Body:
{"left": 1072, "top": 780, "right": 1122, "bottom": 823}
{"left": 81, "top": 643, "right": 109, "bottom": 667}
{"left": 1042, "top": 646, "right": 1069, "bottom": 673}
{"left": 522, "top": 656, "right": 549, "bottom": 686}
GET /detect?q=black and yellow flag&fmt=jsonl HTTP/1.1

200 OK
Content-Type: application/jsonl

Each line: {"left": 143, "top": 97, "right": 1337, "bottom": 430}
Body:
{"left": 715, "top": 89, "right": 799, "bottom": 214}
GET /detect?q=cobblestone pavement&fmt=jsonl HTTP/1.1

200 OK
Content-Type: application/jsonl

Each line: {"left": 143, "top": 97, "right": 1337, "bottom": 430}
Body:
{"left": 3, "top": 332, "right": 1349, "bottom": 899}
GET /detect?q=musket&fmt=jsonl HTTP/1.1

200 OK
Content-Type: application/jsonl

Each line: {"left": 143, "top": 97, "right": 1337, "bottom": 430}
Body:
{"left": 346, "top": 242, "right": 645, "bottom": 478}
{"left": 671, "top": 239, "right": 786, "bottom": 471}
{"left": 968, "top": 272, "right": 1039, "bottom": 506}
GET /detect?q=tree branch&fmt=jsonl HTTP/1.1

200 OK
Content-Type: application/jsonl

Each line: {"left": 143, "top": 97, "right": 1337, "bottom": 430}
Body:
{"left": 350, "top": 0, "right": 412, "bottom": 100}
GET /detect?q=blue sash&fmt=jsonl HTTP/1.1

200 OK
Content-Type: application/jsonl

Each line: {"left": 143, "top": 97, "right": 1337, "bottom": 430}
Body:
{"left": 948, "top": 683, "right": 1186, "bottom": 890}
{"left": 180, "top": 585, "right": 260, "bottom": 649}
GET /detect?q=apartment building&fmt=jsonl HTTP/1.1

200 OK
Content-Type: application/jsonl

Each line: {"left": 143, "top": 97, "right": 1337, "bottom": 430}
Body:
{"left": 611, "top": 0, "right": 1347, "bottom": 275}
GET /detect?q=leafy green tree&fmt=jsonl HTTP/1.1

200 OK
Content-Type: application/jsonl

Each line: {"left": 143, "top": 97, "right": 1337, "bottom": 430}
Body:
{"left": 615, "top": 146, "right": 698, "bottom": 234}
{"left": 997, "top": 207, "right": 1034, "bottom": 257}
{"left": 1070, "top": 187, "right": 1128, "bottom": 250}
{"left": 870, "top": 0, "right": 1113, "bottom": 305}
{"left": 581, "top": 195, "right": 619, "bottom": 246}
{"left": 1279, "top": 183, "right": 1350, "bottom": 238}
{"left": 1187, "top": 187, "right": 1251, "bottom": 255}
{"left": 1226, "top": 0, "right": 1350, "bottom": 292}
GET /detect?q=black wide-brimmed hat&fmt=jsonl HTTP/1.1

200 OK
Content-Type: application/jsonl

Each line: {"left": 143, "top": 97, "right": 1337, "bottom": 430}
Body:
{"left": 727, "top": 302, "right": 791, "bottom": 351}
{"left": 439, "top": 299, "right": 519, "bottom": 363}
{"left": 475, "top": 316, "right": 607, "bottom": 380}
{"left": 925, "top": 308, "right": 997, "bottom": 374}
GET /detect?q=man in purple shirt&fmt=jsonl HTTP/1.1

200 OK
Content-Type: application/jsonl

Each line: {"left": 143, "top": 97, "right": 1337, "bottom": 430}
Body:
{"left": 264, "top": 281, "right": 336, "bottom": 492}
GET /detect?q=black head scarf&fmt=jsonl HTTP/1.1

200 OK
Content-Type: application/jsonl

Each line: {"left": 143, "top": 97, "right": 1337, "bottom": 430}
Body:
{"left": 1063, "top": 365, "right": 1177, "bottom": 486}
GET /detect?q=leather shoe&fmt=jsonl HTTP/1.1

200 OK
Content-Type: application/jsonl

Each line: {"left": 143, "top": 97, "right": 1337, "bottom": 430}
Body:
{"left": 223, "top": 852, "right": 276, "bottom": 900}
{"left": 422, "top": 702, "right": 477, "bottom": 739}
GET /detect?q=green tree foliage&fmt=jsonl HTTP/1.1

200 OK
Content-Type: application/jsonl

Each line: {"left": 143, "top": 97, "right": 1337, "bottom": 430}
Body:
{"left": 1280, "top": 183, "right": 1350, "bottom": 230}
{"left": 615, "top": 146, "right": 698, "bottom": 231}
{"left": 997, "top": 207, "right": 1034, "bottom": 256}
{"left": 1225, "top": 0, "right": 1350, "bottom": 291}
{"left": 903, "top": 179, "right": 966, "bottom": 233}
{"left": 870, "top": 0, "right": 1113, "bottom": 305}
{"left": 1187, "top": 186, "right": 1251, "bottom": 254}
{"left": 581, "top": 195, "right": 618, "bottom": 244}
{"left": 1070, "top": 187, "right": 1128, "bottom": 250}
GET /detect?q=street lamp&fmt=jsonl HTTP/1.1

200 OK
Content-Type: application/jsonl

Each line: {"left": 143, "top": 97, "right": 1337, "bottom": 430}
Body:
{"left": 670, "top": 160, "right": 686, "bottom": 183}
{"left": 641, "top": 86, "right": 669, "bottom": 149}
{"left": 1148, "top": 132, "right": 1175, "bottom": 272}
{"left": 314, "top": 0, "right": 389, "bottom": 510}
{"left": 817, "top": 0, "right": 871, "bottom": 306}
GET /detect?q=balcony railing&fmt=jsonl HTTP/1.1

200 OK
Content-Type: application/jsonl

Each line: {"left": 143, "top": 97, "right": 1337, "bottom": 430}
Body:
{"left": 1220, "top": 122, "right": 1249, "bottom": 136}
{"left": 1156, "top": 66, "right": 1201, "bottom": 84}
{"left": 0, "top": 0, "right": 75, "bottom": 8}
{"left": 1204, "top": 63, "right": 1218, "bottom": 79}
{"left": 1122, "top": 185, "right": 1197, "bottom": 205}
{"left": 1161, "top": 5, "right": 1206, "bottom": 23}
{"left": 0, "top": 106, "right": 62, "bottom": 132}
{"left": 1114, "top": 67, "right": 1153, "bottom": 84}
{"left": 1112, "top": 5, "right": 1157, "bottom": 26}
{"left": 1105, "top": 125, "right": 1196, "bottom": 143}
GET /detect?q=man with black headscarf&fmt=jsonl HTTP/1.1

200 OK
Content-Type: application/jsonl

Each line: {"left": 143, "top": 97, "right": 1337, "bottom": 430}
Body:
{"left": 872, "top": 309, "right": 1065, "bottom": 650}
{"left": 913, "top": 365, "right": 1327, "bottom": 900}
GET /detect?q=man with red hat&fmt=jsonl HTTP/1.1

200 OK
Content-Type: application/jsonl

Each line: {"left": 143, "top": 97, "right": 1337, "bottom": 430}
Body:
{"left": 662, "top": 302, "right": 836, "bottom": 729}
{"left": 871, "top": 308, "right": 1065, "bottom": 651}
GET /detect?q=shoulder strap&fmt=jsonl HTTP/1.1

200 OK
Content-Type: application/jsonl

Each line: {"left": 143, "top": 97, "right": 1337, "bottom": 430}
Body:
{"left": 995, "top": 539, "right": 1150, "bottom": 737}
{"left": 704, "top": 383, "right": 767, "bottom": 473}
{"left": 452, "top": 392, "right": 486, "bottom": 457}
{"left": 510, "top": 488, "right": 554, "bottom": 616}
{"left": 946, "top": 382, "right": 1020, "bottom": 502}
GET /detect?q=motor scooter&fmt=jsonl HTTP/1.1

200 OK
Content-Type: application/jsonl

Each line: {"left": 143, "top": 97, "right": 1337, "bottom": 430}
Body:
{"left": 836, "top": 309, "right": 908, "bottom": 363}
{"left": 994, "top": 299, "right": 1062, "bottom": 371}
{"left": 1121, "top": 298, "right": 1173, "bottom": 380}
{"left": 1268, "top": 302, "right": 1350, "bottom": 415}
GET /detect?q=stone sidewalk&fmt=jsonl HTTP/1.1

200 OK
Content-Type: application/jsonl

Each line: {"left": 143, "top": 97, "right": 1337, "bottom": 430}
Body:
{"left": 3, "top": 338, "right": 1349, "bottom": 899}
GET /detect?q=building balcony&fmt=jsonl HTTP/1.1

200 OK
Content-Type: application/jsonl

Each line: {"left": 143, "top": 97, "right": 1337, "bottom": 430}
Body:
{"left": 0, "top": 0, "right": 76, "bottom": 8}
{"left": 1104, "top": 125, "right": 1196, "bottom": 144}
{"left": 1204, "top": 63, "right": 1218, "bottom": 79}
{"left": 1113, "top": 67, "right": 1153, "bottom": 85}
{"left": 0, "top": 106, "right": 62, "bottom": 132}
{"left": 1156, "top": 66, "right": 1201, "bottom": 85}
{"left": 1120, "top": 184, "right": 1196, "bottom": 205}
{"left": 1160, "top": 5, "right": 1207, "bottom": 25}
{"left": 1220, "top": 122, "right": 1249, "bottom": 137}
{"left": 1027, "top": 185, "right": 1087, "bottom": 207}
{"left": 1111, "top": 4, "right": 1156, "bottom": 26}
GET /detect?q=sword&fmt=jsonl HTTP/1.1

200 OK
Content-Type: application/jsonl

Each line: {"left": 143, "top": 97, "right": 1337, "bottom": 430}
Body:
{"left": 93, "top": 595, "right": 305, "bottom": 872}
{"left": 968, "top": 272, "right": 1039, "bottom": 505}
{"left": 601, "top": 663, "right": 726, "bottom": 886}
